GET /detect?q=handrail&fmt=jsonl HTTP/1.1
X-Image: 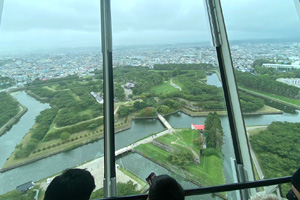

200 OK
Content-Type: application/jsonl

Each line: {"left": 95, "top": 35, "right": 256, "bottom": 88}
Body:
{"left": 96, "top": 176, "right": 292, "bottom": 200}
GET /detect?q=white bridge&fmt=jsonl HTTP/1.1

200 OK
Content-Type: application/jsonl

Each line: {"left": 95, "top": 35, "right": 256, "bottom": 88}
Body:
{"left": 115, "top": 113, "right": 174, "bottom": 157}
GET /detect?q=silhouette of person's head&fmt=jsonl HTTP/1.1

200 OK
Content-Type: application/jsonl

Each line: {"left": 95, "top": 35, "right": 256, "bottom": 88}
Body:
{"left": 44, "top": 168, "right": 95, "bottom": 200}
{"left": 148, "top": 175, "right": 184, "bottom": 200}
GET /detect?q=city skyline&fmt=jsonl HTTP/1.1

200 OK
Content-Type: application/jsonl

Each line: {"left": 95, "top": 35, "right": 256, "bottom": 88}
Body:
{"left": 0, "top": 0, "right": 300, "bottom": 53}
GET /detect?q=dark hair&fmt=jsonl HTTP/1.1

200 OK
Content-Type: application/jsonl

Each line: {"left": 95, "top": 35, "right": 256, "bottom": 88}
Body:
{"left": 148, "top": 175, "right": 184, "bottom": 200}
{"left": 292, "top": 168, "right": 300, "bottom": 194}
{"left": 44, "top": 168, "right": 96, "bottom": 200}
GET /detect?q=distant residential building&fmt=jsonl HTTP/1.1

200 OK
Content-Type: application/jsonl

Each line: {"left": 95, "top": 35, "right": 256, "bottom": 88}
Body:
{"left": 262, "top": 63, "right": 300, "bottom": 71}
{"left": 276, "top": 78, "right": 300, "bottom": 88}
{"left": 90, "top": 91, "right": 104, "bottom": 104}
{"left": 124, "top": 82, "right": 135, "bottom": 89}
{"left": 16, "top": 181, "right": 34, "bottom": 193}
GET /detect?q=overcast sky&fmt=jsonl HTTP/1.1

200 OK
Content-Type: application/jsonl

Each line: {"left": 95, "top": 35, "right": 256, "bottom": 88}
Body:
{"left": 0, "top": 0, "right": 299, "bottom": 53}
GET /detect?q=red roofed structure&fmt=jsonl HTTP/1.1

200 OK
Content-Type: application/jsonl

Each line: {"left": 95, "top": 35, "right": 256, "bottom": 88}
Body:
{"left": 191, "top": 124, "right": 205, "bottom": 131}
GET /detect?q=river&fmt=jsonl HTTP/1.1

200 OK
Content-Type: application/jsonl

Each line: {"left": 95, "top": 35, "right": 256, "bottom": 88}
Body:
{"left": 0, "top": 76, "right": 300, "bottom": 197}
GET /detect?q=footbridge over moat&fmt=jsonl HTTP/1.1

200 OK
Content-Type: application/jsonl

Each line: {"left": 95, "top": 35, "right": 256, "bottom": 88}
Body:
{"left": 157, "top": 113, "right": 174, "bottom": 131}
{"left": 116, "top": 113, "right": 174, "bottom": 158}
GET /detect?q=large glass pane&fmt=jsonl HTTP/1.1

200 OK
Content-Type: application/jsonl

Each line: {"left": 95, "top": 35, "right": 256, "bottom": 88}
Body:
{"left": 0, "top": 1, "right": 105, "bottom": 199}
{"left": 223, "top": 0, "right": 300, "bottom": 197}
{"left": 0, "top": 0, "right": 242, "bottom": 199}
{"left": 3, "top": 0, "right": 296, "bottom": 200}
{"left": 111, "top": 1, "right": 237, "bottom": 200}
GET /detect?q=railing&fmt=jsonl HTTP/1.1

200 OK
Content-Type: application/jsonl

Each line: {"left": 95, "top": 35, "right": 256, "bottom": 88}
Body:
{"left": 96, "top": 176, "right": 292, "bottom": 200}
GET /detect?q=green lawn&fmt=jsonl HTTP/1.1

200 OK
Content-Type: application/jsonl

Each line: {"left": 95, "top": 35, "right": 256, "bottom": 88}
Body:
{"left": 239, "top": 86, "right": 300, "bottom": 107}
{"left": 172, "top": 78, "right": 184, "bottom": 90}
{"left": 156, "top": 129, "right": 200, "bottom": 154}
{"left": 135, "top": 143, "right": 171, "bottom": 166}
{"left": 150, "top": 81, "right": 180, "bottom": 95}
{"left": 78, "top": 108, "right": 94, "bottom": 116}
{"left": 134, "top": 130, "right": 225, "bottom": 186}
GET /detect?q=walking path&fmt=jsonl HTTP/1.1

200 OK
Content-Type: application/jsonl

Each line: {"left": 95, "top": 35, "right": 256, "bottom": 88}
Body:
{"left": 157, "top": 113, "right": 174, "bottom": 131}
{"left": 0, "top": 105, "right": 24, "bottom": 133}
{"left": 116, "top": 114, "right": 174, "bottom": 156}
{"left": 246, "top": 126, "right": 266, "bottom": 180}
{"left": 40, "top": 156, "right": 142, "bottom": 192}
{"left": 170, "top": 78, "right": 181, "bottom": 91}
{"left": 239, "top": 87, "right": 300, "bottom": 109}
{"left": 247, "top": 126, "right": 280, "bottom": 194}
{"left": 40, "top": 126, "right": 174, "bottom": 192}
{"left": 41, "top": 114, "right": 176, "bottom": 193}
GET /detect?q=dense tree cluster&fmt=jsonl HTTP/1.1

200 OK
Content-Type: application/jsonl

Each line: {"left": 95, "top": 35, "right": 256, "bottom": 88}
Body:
{"left": 32, "top": 108, "right": 58, "bottom": 140}
{"left": 154, "top": 63, "right": 215, "bottom": 70}
{"left": 133, "top": 73, "right": 164, "bottom": 95}
{"left": 29, "top": 79, "right": 103, "bottom": 128}
{"left": 263, "top": 98, "right": 296, "bottom": 113}
{"left": 239, "top": 91, "right": 264, "bottom": 112}
{"left": 44, "top": 118, "right": 103, "bottom": 141}
{"left": 204, "top": 112, "right": 224, "bottom": 151}
{"left": 14, "top": 108, "right": 58, "bottom": 159}
{"left": 0, "top": 76, "right": 14, "bottom": 89}
{"left": 117, "top": 97, "right": 182, "bottom": 117}
{"left": 139, "top": 107, "right": 157, "bottom": 117}
{"left": 15, "top": 139, "right": 39, "bottom": 159}
{"left": 90, "top": 180, "right": 140, "bottom": 199}
{"left": 168, "top": 150, "right": 193, "bottom": 168}
{"left": 235, "top": 70, "right": 300, "bottom": 98}
{"left": 0, "top": 92, "right": 20, "bottom": 128}
{"left": 174, "top": 73, "right": 223, "bottom": 102}
{"left": 250, "top": 122, "right": 300, "bottom": 178}
{"left": 114, "top": 84, "right": 125, "bottom": 101}
{"left": 0, "top": 187, "right": 36, "bottom": 200}
{"left": 250, "top": 122, "right": 300, "bottom": 193}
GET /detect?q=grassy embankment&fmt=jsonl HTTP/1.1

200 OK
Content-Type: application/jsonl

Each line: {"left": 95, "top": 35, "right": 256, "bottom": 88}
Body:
{"left": 1, "top": 104, "right": 131, "bottom": 171}
{"left": 247, "top": 122, "right": 300, "bottom": 194}
{"left": 239, "top": 86, "right": 300, "bottom": 109}
{"left": 134, "top": 129, "right": 225, "bottom": 188}
{"left": 1, "top": 75, "right": 285, "bottom": 171}
{"left": 247, "top": 126, "right": 268, "bottom": 182}
{"left": 0, "top": 103, "right": 27, "bottom": 137}
{"left": 172, "top": 77, "right": 282, "bottom": 116}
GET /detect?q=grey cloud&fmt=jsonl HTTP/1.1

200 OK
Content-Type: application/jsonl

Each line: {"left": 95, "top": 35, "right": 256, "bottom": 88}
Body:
{"left": 0, "top": 0, "right": 299, "bottom": 52}
{"left": 2, "top": 0, "right": 100, "bottom": 31}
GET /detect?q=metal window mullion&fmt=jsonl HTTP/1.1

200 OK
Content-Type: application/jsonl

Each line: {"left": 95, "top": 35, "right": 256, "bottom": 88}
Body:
{"left": 204, "top": 0, "right": 256, "bottom": 198}
{"left": 101, "top": 0, "right": 117, "bottom": 197}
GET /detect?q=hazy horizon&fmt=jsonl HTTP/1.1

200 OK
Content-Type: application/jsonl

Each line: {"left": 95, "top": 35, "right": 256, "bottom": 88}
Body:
{"left": 0, "top": 0, "right": 300, "bottom": 54}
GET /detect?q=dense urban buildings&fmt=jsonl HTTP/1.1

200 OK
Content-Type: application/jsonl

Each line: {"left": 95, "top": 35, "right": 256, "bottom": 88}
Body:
{"left": 1, "top": 40, "right": 300, "bottom": 89}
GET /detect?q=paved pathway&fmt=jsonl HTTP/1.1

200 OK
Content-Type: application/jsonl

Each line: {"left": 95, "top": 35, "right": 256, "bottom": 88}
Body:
{"left": 40, "top": 156, "right": 142, "bottom": 192}
{"left": 246, "top": 126, "right": 267, "bottom": 180}
{"left": 42, "top": 113, "right": 175, "bottom": 193}
{"left": 170, "top": 78, "right": 181, "bottom": 91}
{"left": 0, "top": 105, "right": 24, "bottom": 133}
{"left": 157, "top": 113, "right": 173, "bottom": 131}
{"left": 40, "top": 126, "right": 175, "bottom": 193}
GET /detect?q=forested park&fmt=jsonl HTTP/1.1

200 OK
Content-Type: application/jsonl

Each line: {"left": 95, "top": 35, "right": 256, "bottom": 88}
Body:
{"left": 134, "top": 112, "right": 225, "bottom": 196}
{"left": 0, "top": 75, "right": 14, "bottom": 90}
{"left": 250, "top": 121, "right": 300, "bottom": 194}
{"left": 1, "top": 61, "right": 299, "bottom": 176}
{"left": 0, "top": 92, "right": 20, "bottom": 129}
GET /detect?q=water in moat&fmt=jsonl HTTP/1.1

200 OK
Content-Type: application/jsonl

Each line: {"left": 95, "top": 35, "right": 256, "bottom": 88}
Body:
{"left": 117, "top": 153, "right": 222, "bottom": 200}
{"left": 1, "top": 75, "right": 299, "bottom": 197}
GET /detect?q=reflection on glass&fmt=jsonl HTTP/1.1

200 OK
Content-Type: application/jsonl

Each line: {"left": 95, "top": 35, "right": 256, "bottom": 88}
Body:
{"left": 223, "top": 0, "right": 300, "bottom": 196}
{"left": 0, "top": 0, "right": 299, "bottom": 200}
